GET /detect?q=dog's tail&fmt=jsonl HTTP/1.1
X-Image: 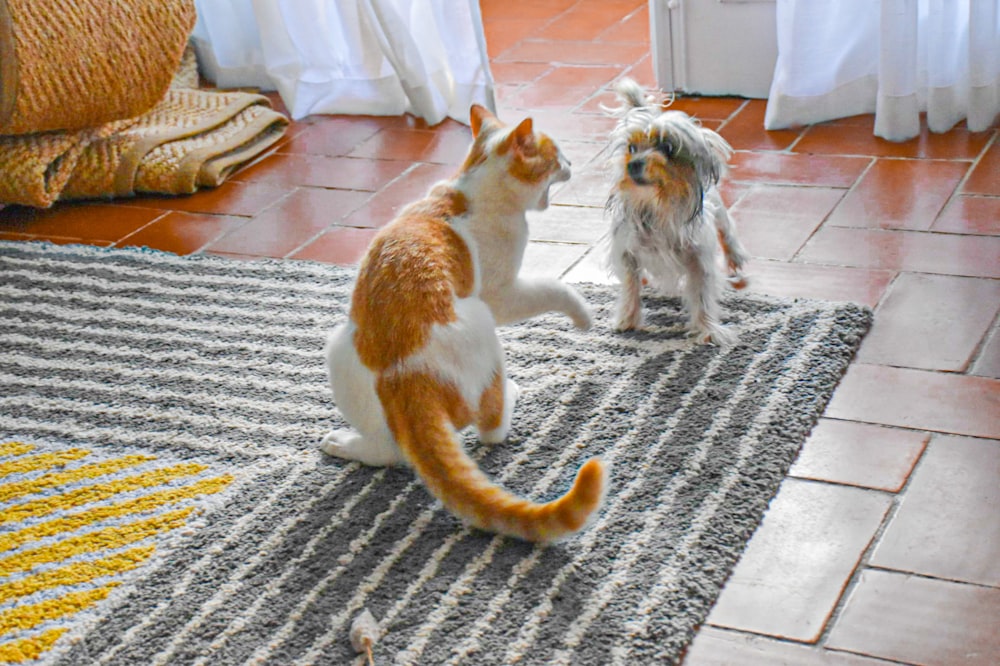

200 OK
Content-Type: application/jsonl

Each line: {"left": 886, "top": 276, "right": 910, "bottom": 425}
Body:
{"left": 615, "top": 77, "right": 652, "bottom": 110}
{"left": 601, "top": 77, "right": 657, "bottom": 118}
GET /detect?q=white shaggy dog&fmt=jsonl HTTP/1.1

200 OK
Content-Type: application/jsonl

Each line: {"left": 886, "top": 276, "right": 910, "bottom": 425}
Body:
{"left": 604, "top": 78, "right": 750, "bottom": 345}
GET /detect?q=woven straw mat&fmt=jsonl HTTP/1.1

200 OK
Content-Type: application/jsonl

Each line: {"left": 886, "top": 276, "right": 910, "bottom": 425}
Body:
{"left": 63, "top": 89, "right": 289, "bottom": 200}
{"left": 0, "top": 90, "right": 288, "bottom": 207}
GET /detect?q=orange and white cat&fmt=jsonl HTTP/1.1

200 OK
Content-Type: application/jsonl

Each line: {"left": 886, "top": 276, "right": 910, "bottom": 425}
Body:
{"left": 321, "top": 105, "right": 604, "bottom": 543}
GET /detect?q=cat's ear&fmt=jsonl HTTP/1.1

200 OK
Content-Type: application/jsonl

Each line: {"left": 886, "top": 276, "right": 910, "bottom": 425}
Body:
{"left": 503, "top": 117, "right": 536, "bottom": 155}
{"left": 513, "top": 117, "right": 534, "bottom": 143}
{"left": 499, "top": 117, "right": 535, "bottom": 154}
{"left": 470, "top": 104, "right": 497, "bottom": 138}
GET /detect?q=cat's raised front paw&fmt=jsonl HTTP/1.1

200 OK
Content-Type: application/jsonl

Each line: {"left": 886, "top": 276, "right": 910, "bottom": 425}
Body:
{"left": 571, "top": 306, "right": 593, "bottom": 331}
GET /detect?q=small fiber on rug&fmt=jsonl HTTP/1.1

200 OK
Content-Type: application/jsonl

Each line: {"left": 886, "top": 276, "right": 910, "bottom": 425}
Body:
{"left": 0, "top": 242, "right": 872, "bottom": 665}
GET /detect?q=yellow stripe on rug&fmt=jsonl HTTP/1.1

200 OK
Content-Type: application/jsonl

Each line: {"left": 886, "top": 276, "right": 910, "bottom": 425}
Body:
{"left": 0, "top": 547, "right": 155, "bottom": 603}
{"left": 0, "top": 628, "right": 66, "bottom": 663}
{"left": 0, "top": 454, "right": 156, "bottom": 503}
{"left": 0, "top": 443, "right": 35, "bottom": 458}
{"left": 0, "top": 476, "right": 232, "bottom": 552}
{"left": 0, "top": 448, "right": 90, "bottom": 478}
{"left": 1, "top": 462, "right": 212, "bottom": 526}
{"left": 0, "top": 463, "right": 213, "bottom": 525}
{"left": 0, "top": 442, "right": 232, "bottom": 662}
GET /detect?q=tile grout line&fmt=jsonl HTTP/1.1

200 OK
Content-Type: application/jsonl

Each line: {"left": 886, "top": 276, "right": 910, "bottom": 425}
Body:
{"left": 812, "top": 431, "right": 937, "bottom": 651}
{"left": 787, "top": 156, "right": 877, "bottom": 265}
{"left": 696, "top": 624, "right": 919, "bottom": 666}
{"left": 965, "top": 307, "right": 1000, "bottom": 378}
{"left": 922, "top": 132, "right": 997, "bottom": 233}
{"left": 784, "top": 122, "right": 810, "bottom": 154}
{"left": 712, "top": 98, "right": 751, "bottom": 136}
{"left": 695, "top": 624, "right": 919, "bottom": 666}
{"left": 279, "top": 161, "right": 428, "bottom": 260}
{"left": 862, "top": 564, "right": 1000, "bottom": 590}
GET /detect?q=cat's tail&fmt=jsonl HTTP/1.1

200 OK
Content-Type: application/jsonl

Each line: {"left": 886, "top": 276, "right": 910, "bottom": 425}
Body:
{"left": 379, "top": 374, "right": 606, "bottom": 543}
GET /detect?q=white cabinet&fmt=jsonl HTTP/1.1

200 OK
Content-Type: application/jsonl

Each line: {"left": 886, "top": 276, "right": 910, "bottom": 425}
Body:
{"left": 649, "top": 0, "right": 778, "bottom": 98}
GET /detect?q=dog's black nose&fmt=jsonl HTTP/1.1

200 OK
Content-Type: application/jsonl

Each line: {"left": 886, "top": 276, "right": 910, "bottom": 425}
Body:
{"left": 627, "top": 159, "right": 646, "bottom": 182}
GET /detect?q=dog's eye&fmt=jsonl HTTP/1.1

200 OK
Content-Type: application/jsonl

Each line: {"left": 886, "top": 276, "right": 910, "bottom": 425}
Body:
{"left": 659, "top": 142, "right": 675, "bottom": 158}
{"left": 627, "top": 144, "right": 638, "bottom": 155}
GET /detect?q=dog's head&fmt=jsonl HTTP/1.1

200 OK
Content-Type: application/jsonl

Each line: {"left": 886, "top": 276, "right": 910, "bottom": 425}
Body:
{"left": 606, "top": 79, "right": 732, "bottom": 216}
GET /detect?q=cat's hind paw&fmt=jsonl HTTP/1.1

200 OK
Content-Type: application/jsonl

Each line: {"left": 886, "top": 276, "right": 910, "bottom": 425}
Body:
{"left": 479, "top": 379, "right": 520, "bottom": 445}
{"left": 319, "top": 429, "right": 402, "bottom": 466}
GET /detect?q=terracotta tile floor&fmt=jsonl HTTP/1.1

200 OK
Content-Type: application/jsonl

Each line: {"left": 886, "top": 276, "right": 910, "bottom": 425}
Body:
{"left": 2, "top": 2, "right": 998, "bottom": 664}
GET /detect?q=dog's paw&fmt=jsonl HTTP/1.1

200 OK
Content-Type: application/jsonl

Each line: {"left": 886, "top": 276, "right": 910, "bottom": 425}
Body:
{"left": 693, "top": 323, "right": 736, "bottom": 347}
{"left": 613, "top": 291, "right": 644, "bottom": 332}
{"left": 614, "top": 311, "right": 643, "bottom": 332}
{"left": 727, "top": 272, "right": 750, "bottom": 291}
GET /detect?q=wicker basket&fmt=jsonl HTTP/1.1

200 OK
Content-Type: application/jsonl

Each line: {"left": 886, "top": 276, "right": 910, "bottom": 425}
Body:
{"left": 0, "top": 0, "right": 196, "bottom": 135}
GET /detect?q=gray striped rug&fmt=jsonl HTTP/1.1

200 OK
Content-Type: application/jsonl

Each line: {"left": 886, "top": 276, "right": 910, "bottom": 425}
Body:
{"left": 0, "top": 241, "right": 871, "bottom": 665}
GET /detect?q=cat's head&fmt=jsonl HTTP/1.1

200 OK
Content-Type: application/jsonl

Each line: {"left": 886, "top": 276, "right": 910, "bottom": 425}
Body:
{"left": 463, "top": 104, "right": 570, "bottom": 210}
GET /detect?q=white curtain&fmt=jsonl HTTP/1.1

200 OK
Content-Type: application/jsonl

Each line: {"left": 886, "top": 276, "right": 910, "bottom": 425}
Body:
{"left": 191, "top": 0, "right": 496, "bottom": 126}
{"left": 765, "top": 0, "right": 1000, "bottom": 141}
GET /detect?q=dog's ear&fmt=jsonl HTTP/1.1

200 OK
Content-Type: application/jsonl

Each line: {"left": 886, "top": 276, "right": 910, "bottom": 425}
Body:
{"left": 699, "top": 127, "right": 733, "bottom": 184}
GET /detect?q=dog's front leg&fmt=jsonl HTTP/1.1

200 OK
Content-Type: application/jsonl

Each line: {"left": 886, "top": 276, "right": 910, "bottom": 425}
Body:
{"left": 682, "top": 250, "right": 734, "bottom": 346}
{"left": 710, "top": 195, "right": 750, "bottom": 290}
{"left": 613, "top": 251, "right": 643, "bottom": 331}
